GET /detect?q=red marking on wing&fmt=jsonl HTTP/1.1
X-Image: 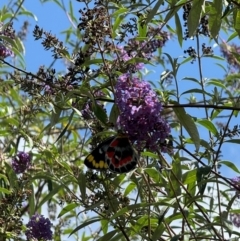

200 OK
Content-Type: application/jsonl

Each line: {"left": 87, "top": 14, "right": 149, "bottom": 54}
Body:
{"left": 111, "top": 155, "right": 132, "bottom": 168}
{"left": 106, "top": 151, "right": 115, "bottom": 158}
{"left": 120, "top": 156, "right": 132, "bottom": 165}
{"left": 109, "top": 138, "right": 119, "bottom": 147}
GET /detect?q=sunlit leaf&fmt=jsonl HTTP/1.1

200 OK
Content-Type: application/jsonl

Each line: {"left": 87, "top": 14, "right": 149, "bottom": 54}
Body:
{"left": 173, "top": 105, "right": 200, "bottom": 151}
{"left": 187, "top": 0, "right": 205, "bottom": 37}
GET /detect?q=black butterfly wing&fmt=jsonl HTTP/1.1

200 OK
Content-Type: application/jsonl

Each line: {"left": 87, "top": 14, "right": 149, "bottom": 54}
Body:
{"left": 84, "top": 136, "right": 115, "bottom": 170}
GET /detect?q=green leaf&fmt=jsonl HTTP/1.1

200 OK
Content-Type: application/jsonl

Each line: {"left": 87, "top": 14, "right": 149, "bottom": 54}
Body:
{"left": 38, "top": 184, "right": 64, "bottom": 208}
{"left": 187, "top": 0, "right": 205, "bottom": 37}
{"left": 196, "top": 166, "right": 211, "bottom": 195}
{"left": 78, "top": 172, "right": 86, "bottom": 201}
{"left": 169, "top": 160, "right": 182, "bottom": 197}
{"left": 151, "top": 224, "right": 165, "bottom": 241}
{"left": 170, "top": 235, "right": 182, "bottom": 241}
{"left": 208, "top": 0, "right": 222, "bottom": 38}
{"left": 58, "top": 203, "right": 78, "bottom": 218}
{"left": 211, "top": 108, "right": 222, "bottom": 120}
{"left": 164, "top": 5, "right": 181, "bottom": 24}
{"left": 173, "top": 105, "right": 200, "bottom": 151}
{"left": 227, "top": 31, "right": 238, "bottom": 42}
{"left": 141, "top": 151, "right": 158, "bottom": 159}
{"left": 124, "top": 182, "right": 136, "bottom": 196}
{"left": 112, "top": 14, "right": 125, "bottom": 38}
{"left": 55, "top": 111, "right": 74, "bottom": 143}
{"left": 146, "top": 0, "right": 164, "bottom": 25}
{"left": 69, "top": 217, "right": 101, "bottom": 237}
{"left": 183, "top": 169, "right": 197, "bottom": 185}
{"left": 175, "top": 13, "right": 183, "bottom": 47}
{"left": 0, "top": 187, "right": 11, "bottom": 194}
{"left": 233, "top": 8, "right": 240, "bottom": 37}
{"left": 97, "top": 230, "right": 117, "bottom": 241}
{"left": 206, "top": 79, "right": 226, "bottom": 89}
{"left": 109, "top": 203, "right": 162, "bottom": 222}
{"left": 197, "top": 119, "right": 218, "bottom": 136}
{"left": 50, "top": 105, "right": 62, "bottom": 128}
{"left": 144, "top": 168, "right": 162, "bottom": 183}
{"left": 111, "top": 8, "right": 128, "bottom": 17}
{"left": 100, "top": 219, "right": 109, "bottom": 235}
{"left": 84, "top": 59, "right": 104, "bottom": 65}
{"left": 29, "top": 184, "right": 35, "bottom": 216}
{"left": 110, "top": 232, "right": 124, "bottom": 241}
{"left": 4, "top": 118, "right": 19, "bottom": 127}
{"left": 92, "top": 103, "right": 108, "bottom": 125}
{"left": 224, "top": 139, "right": 240, "bottom": 144}
{"left": 219, "top": 160, "right": 240, "bottom": 174}
{"left": 181, "top": 88, "right": 211, "bottom": 96}
{"left": 109, "top": 104, "right": 119, "bottom": 126}
{"left": 182, "top": 77, "right": 200, "bottom": 84}
{"left": 19, "top": 10, "right": 38, "bottom": 21}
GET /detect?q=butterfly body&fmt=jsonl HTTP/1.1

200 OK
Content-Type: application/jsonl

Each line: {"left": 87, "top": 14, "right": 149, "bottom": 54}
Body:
{"left": 84, "top": 134, "right": 138, "bottom": 173}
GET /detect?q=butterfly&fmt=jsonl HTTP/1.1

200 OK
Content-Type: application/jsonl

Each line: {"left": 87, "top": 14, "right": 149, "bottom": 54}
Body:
{"left": 84, "top": 133, "right": 138, "bottom": 173}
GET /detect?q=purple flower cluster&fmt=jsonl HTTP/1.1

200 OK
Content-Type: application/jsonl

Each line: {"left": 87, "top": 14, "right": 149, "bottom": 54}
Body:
{"left": 220, "top": 42, "right": 240, "bottom": 71}
{"left": 115, "top": 73, "right": 170, "bottom": 152}
{"left": 12, "top": 152, "right": 31, "bottom": 174}
{"left": 115, "top": 25, "right": 169, "bottom": 73}
{"left": 25, "top": 214, "right": 53, "bottom": 240}
{"left": 0, "top": 43, "right": 13, "bottom": 58}
{"left": 0, "top": 22, "right": 14, "bottom": 58}
{"left": 116, "top": 46, "right": 144, "bottom": 71}
{"left": 230, "top": 213, "right": 240, "bottom": 228}
{"left": 81, "top": 90, "right": 105, "bottom": 120}
{"left": 231, "top": 176, "right": 240, "bottom": 187}
{"left": 128, "top": 25, "right": 169, "bottom": 58}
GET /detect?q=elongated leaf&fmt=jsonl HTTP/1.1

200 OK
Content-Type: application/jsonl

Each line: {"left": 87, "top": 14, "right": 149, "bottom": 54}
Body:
{"left": 181, "top": 88, "right": 211, "bottom": 96}
{"left": 124, "top": 182, "right": 136, "bottom": 196}
{"left": 175, "top": 13, "right": 183, "bottom": 47}
{"left": 164, "top": 5, "right": 181, "bottom": 24}
{"left": 109, "top": 202, "right": 163, "bottom": 223}
{"left": 69, "top": 218, "right": 101, "bottom": 236}
{"left": 97, "top": 230, "right": 117, "bottom": 241}
{"left": 219, "top": 160, "right": 240, "bottom": 174}
{"left": 173, "top": 106, "right": 200, "bottom": 151}
{"left": 187, "top": 0, "right": 205, "bottom": 37}
{"left": 19, "top": 10, "right": 38, "bottom": 21}
{"left": 111, "top": 8, "right": 128, "bottom": 17}
{"left": 152, "top": 223, "right": 165, "bottom": 241}
{"left": 141, "top": 151, "right": 158, "bottom": 159}
{"left": 169, "top": 160, "right": 182, "bottom": 197}
{"left": 225, "top": 139, "right": 240, "bottom": 144}
{"left": 78, "top": 172, "right": 86, "bottom": 201}
{"left": 144, "top": 168, "right": 162, "bottom": 183}
{"left": 29, "top": 184, "right": 35, "bottom": 216}
{"left": 208, "top": 0, "right": 222, "bottom": 38}
{"left": 101, "top": 219, "right": 109, "bottom": 235}
{"left": 112, "top": 14, "right": 125, "bottom": 38}
{"left": 146, "top": 0, "right": 164, "bottom": 24}
{"left": 233, "top": 8, "right": 240, "bottom": 37}
{"left": 58, "top": 203, "right": 78, "bottom": 218}
{"left": 206, "top": 79, "right": 226, "bottom": 89}
{"left": 55, "top": 111, "right": 74, "bottom": 143}
{"left": 0, "top": 187, "right": 11, "bottom": 194}
{"left": 109, "top": 104, "right": 119, "bottom": 125}
{"left": 197, "top": 119, "right": 218, "bottom": 136}
{"left": 227, "top": 31, "right": 238, "bottom": 42}
{"left": 38, "top": 184, "right": 64, "bottom": 208}
{"left": 93, "top": 102, "right": 108, "bottom": 125}
{"left": 183, "top": 169, "right": 197, "bottom": 185}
